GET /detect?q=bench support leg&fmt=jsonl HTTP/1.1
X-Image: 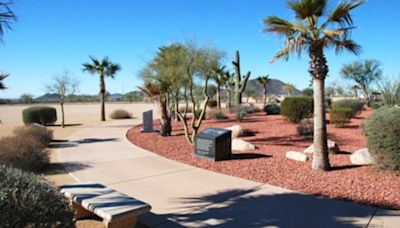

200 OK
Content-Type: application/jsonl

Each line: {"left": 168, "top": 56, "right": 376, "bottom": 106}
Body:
{"left": 71, "top": 201, "right": 96, "bottom": 220}
{"left": 104, "top": 216, "right": 137, "bottom": 228}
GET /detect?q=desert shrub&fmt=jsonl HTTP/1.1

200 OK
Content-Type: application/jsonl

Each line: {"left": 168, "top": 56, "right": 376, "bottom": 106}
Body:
{"left": 207, "top": 100, "right": 217, "bottom": 108}
{"left": 0, "top": 165, "right": 74, "bottom": 227}
{"left": 232, "top": 105, "right": 249, "bottom": 122}
{"left": 12, "top": 125, "right": 53, "bottom": 146}
{"left": 263, "top": 103, "right": 280, "bottom": 115}
{"left": 280, "top": 96, "right": 314, "bottom": 123}
{"left": 363, "top": 107, "right": 400, "bottom": 170}
{"left": 207, "top": 109, "right": 228, "bottom": 120}
{"left": 22, "top": 106, "right": 57, "bottom": 126}
{"left": 331, "top": 99, "right": 364, "bottom": 117}
{"left": 297, "top": 118, "right": 313, "bottom": 136}
{"left": 330, "top": 107, "right": 353, "bottom": 127}
{"left": 246, "top": 105, "right": 261, "bottom": 113}
{"left": 109, "top": 109, "right": 132, "bottom": 119}
{"left": 0, "top": 126, "right": 52, "bottom": 172}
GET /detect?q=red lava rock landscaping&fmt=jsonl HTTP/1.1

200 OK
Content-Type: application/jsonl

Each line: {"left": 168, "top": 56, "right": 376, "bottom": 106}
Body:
{"left": 127, "top": 109, "right": 400, "bottom": 210}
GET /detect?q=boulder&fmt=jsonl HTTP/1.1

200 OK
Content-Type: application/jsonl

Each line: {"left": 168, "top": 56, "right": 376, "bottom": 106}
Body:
{"left": 225, "top": 125, "right": 244, "bottom": 138}
{"left": 350, "top": 148, "right": 375, "bottom": 165}
{"left": 285, "top": 151, "right": 309, "bottom": 162}
{"left": 232, "top": 139, "right": 255, "bottom": 151}
{"left": 303, "top": 140, "right": 340, "bottom": 154}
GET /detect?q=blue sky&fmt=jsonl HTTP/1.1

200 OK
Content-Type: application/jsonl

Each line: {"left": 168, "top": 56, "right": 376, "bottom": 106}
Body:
{"left": 0, "top": 0, "right": 399, "bottom": 98}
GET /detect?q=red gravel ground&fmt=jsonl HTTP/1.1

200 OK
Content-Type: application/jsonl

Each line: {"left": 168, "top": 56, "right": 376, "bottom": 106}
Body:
{"left": 127, "top": 109, "right": 400, "bottom": 210}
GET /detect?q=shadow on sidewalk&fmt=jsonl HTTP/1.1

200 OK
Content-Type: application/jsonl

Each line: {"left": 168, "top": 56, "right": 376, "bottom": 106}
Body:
{"left": 147, "top": 188, "right": 390, "bottom": 227}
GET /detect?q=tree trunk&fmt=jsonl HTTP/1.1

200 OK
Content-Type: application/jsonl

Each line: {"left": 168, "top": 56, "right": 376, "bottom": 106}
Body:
{"left": 309, "top": 43, "right": 331, "bottom": 171}
{"left": 100, "top": 75, "right": 106, "bottom": 121}
{"left": 60, "top": 101, "right": 65, "bottom": 128}
{"left": 159, "top": 95, "right": 171, "bottom": 136}
{"left": 216, "top": 84, "right": 221, "bottom": 110}
{"left": 362, "top": 88, "right": 370, "bottom": 106}
{"left": 227, "top": 90, "right": 231, "bottom": 109}
{"left": 263, "top": 86, "right": 267, "bottom": 106}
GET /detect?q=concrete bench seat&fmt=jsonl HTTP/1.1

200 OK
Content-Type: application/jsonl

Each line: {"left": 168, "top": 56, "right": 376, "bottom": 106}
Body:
{"left": 60, "top": 182, "right": 151, "bottom": 228}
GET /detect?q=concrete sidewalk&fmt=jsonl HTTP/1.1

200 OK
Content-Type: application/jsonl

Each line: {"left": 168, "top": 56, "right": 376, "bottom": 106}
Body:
{"left": 58, "top": 119, "right": 400, "bottom": 227}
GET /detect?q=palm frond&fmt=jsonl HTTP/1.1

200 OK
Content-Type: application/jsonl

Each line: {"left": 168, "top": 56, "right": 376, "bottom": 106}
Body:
{"left": 287, "top": 0, "right": 327, "bottom": 20}
{"left": 0, "top": 2, "right": 16, "bottom": 41}
{"left": 262, "top": 16, "right": 295, "bottom": 36}
{"left": 328, "top": 0, "right": 365, "bottom": 26}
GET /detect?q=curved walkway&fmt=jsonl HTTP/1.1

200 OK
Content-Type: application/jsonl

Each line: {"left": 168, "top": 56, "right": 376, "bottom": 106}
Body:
{"left": 58, "top": 118, "right": 399, "bottom": 227}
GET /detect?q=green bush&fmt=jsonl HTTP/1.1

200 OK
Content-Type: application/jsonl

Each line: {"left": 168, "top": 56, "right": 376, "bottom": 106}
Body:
{"left": 232, "top": 105, "right": 249, "bottom": 122}
{"left": 0, "top": 126, "right": 52, "bottom": 172}
{"left": 109, "top": 109, "right": 132, "bottom": 119}
{"left": 207, "top": 100, "right": 217, "bottom": 108}
{"left": 331, "top": 99, "right": 364, "bottom": 117}
{"left": 22, "top": 106, "right": 57, "bottom": 126}
{"left": 297, "top": 118, "right": 313, "bottom": 136}
{"left": 264, "top": 103, "right": 280, "bottom": 115}
{"left": 363, "top": 107, "right": 400, "bottom": 170}
{"left": 0, "top": 165, "right": 74, "bottom": 227}
{"left": 330, "top": 107, "right": 353, "bottom": 127}
{"left": 207, "top": 109, "right": 228, "bottom": 120}
{"left": 280, "top": 96, "right": 314, "bottom": 123}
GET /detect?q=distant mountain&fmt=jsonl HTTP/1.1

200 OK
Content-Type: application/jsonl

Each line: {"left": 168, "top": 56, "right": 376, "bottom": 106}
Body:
{"left": 35, "top": 93, "right": 60, "bottom": 102}
{"left": 246, "top": 78, "right": 302, "bottom": 95}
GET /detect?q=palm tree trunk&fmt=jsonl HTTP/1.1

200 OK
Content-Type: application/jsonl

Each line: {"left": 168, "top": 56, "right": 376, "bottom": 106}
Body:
{"left": 263, "top": 86, "right": 267, "bottom": 106}
{"left": 100, "top": 75, "right": 106, "bottom": 121}
{"left": 362, "top": 87, "right": 370, "bottom": 106}
{"left": 216, "top": 83, "right": 221, "bottom": 109}
{"left": 309, "top": 43, "right": 330, "bottom": 171}
{"left": 159, "top": 95, "right": 171, "bottom": 136}
{"left": 312, "top": 78, "right": 330, "bottom": 170}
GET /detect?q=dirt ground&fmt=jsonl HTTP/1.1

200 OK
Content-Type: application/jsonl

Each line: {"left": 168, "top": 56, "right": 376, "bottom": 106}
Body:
{"left": 0, "top": 102, "right": 158, "bottom": 228}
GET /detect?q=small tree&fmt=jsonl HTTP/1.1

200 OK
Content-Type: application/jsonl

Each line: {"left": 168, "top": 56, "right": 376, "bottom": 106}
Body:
{"left": 82, "top": 56, "right": 120, "bottom": 121}
{"left": 340, "top": 59, "right": 382, "bottom": 106}
{"left": 222, "top": 71, "right": 234, "bottom": 109}
{"left": 257, "top": 75, "right": 270, "bottom": 105}
{"left": 212, "top": 65, "right": 227, "bottom": 109}
{"left": 46, "top": 71, "right": 78, "bottom": 128}
{"left": 20, "top": 93, "right": 34, "bottom": 104}
{"left": 282, "top": 83, "right": 295, "bottom": 96}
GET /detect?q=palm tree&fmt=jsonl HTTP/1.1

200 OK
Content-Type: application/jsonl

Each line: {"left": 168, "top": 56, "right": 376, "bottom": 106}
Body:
{"left": 257, "top": 75, "right": 270, "bottom": 105}
{"left": 212, "top": 65, "right": 227, "bottom": 109}
{"left": 222, "top": 71, "right": 234, "bottom": 109}
{"left": 351, "top": 84, "right": 361, "bottom": 98}
{"left": 0, "top": 73, "right": 8, "bottom": 90}
{"left": 263, "top": 0, "right": 364, "bottom": 171}
{"left": 282, "top": 83, "right": 295, "bottom": 97}
{"left": 82, "top": 56, "right": 120, "bottom": 121}
{"left": 0, "top": 2, "right": 16, "bottom": 42}
{"left": 340, "top": 59, "right": 382, "bottom": 106}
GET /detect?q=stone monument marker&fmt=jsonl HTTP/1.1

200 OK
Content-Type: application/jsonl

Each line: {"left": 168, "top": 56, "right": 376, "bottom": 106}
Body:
{"left": 194, "top": 128, "right": 232, "bottom": 161}
{"left": 141, "top": 110, "right": 154, "bottom": 132}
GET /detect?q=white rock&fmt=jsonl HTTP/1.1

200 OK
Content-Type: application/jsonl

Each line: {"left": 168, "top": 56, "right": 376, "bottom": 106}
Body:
{"left": 350, "top": 148, "right": 375, "bottom": 165}
{"left": 285, "top": 151, "right": 309, "bottom": 162}
{"left": 232, "top": 139, "right": 255, "bottom": 151}
{"left": 304, "top": 140, "right": 340, "bottom": 154}
{"left": 225, "top": 125, "right": 243, "bottom": 139}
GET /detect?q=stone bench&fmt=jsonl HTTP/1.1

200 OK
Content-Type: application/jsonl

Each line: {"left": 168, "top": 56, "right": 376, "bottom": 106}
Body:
{"left": 60, "top": 182, "right": 151, "bottom": 228}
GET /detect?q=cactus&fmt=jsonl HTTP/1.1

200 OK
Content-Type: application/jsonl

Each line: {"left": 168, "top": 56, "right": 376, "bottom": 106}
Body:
{"left": 232, "top": 50, "right": 251, "bottom": 106}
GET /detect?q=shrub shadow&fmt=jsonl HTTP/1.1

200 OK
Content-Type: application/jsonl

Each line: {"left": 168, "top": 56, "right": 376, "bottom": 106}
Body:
{"left": 230, "top": 153, "right": 271, "bottom": 160}
{"left": 331, "top": 164, "right": 363, "bottom": 171}
{"left": 74, "top": 138, "right": 119, "bottom": 144}
{"left": 44, "top": 162, "right": 91, "bottom": 175}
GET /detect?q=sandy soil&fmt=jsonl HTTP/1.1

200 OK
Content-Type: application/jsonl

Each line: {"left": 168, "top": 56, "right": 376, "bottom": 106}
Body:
{"left": 0, "top": 102, "right": 157, "bottom": 228}
{"left": 127, "top": 109, "right": 400, "bottom": 210}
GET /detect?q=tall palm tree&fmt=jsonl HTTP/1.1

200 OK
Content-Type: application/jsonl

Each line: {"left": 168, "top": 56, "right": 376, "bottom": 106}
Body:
{"left": 263, "top": 0, "right": 364, "bottom": 171}
{"left": 0, "top": 73, "right": 8, "bottom": 90}
{"left": 0, "top": 1, "right": 16, "bottom": 42}
{"left": 82, "top": 56, "right": 120, "bottom": 121}
{"left": 257, "top": 75, "right": 270, "bottom": 105}
{"left": 282, "top": 83, "right": 295, "bottom": 97}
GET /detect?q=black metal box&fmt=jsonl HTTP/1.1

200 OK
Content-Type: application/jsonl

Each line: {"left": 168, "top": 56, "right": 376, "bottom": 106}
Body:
{"left": 194, "top": 128, "right": 232, "bottom": 161}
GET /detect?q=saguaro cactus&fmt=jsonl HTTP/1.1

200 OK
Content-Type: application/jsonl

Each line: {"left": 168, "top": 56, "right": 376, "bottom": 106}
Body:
{"left": 232, "top": 50, "right": 251, "bottom": 106}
